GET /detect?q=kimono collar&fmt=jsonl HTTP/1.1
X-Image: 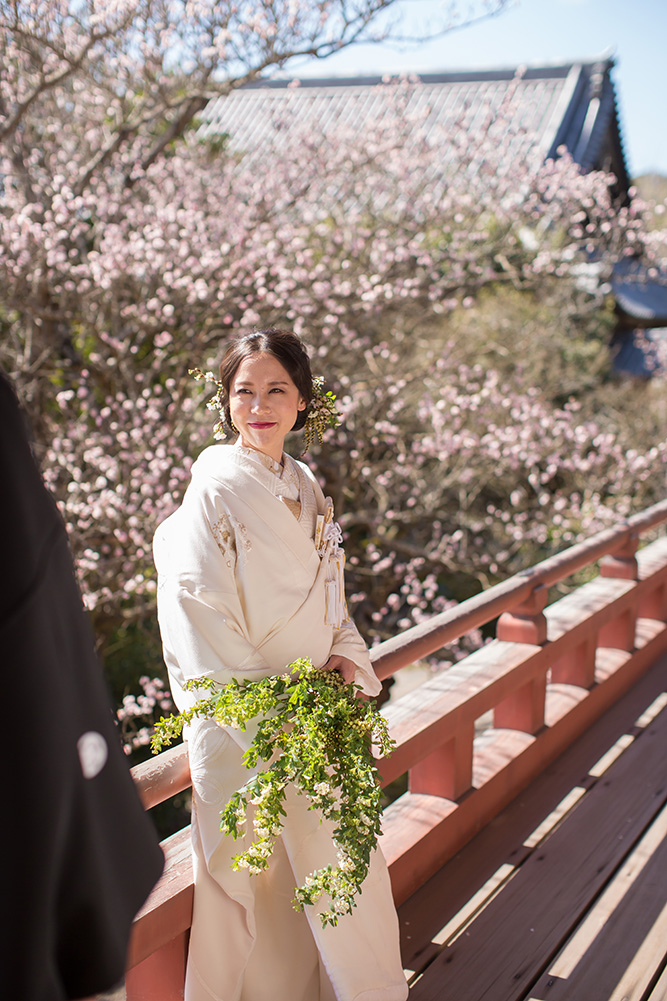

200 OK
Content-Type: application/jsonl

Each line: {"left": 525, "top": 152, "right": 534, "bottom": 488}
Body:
{"left": 234, "top": 444, "right": 301, "bottom": 519}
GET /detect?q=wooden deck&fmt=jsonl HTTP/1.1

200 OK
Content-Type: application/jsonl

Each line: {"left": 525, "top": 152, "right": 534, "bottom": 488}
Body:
{"left": 399, "top": 651, "right": 667, "bottom": 1001}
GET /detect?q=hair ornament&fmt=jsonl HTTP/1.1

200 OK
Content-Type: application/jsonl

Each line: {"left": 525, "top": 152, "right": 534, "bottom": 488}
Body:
{"left": 302, "top": 376, "right": 341, "bottom": 453}
{"left": 189, "top": 368, "right": 228, "bottom": 439}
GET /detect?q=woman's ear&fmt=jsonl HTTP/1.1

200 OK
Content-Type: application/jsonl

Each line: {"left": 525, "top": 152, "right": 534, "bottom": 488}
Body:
{"left": 297, "top": 398, "right": 307, "bottom": 411}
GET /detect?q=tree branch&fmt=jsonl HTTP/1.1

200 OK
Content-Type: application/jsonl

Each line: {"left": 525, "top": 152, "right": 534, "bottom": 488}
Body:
{"left": 0, "top": 17, "right": 132, "bottom": 141}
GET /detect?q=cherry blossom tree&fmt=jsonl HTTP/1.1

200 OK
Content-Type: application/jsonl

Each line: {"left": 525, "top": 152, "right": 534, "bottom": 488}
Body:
{"left": 1, "top": 1, "right": 665, "bottom": 752}
{"left": 0, "top": 0, "right": 509, "bottom": 613}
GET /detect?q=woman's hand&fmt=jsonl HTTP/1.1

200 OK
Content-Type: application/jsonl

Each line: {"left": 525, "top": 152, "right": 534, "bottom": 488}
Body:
{"left": 324, "top": 655, "right": 357, "bottom": 685}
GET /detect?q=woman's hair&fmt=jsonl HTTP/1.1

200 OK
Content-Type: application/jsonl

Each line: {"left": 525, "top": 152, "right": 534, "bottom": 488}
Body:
{"left": 219, "top": 328, "right": 314, "bottom": 432}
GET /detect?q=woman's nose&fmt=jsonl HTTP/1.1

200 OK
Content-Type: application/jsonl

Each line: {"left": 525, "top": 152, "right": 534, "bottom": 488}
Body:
{"left": 251, "top": 394, "right": 269, "bottom": 413}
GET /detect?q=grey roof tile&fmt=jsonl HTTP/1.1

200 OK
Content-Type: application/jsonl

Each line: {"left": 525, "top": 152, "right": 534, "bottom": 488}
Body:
{"left": 199, "top": 58, "right": 628, "bottom": 186}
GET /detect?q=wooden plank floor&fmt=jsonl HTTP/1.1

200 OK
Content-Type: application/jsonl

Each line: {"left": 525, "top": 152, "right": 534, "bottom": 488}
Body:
{"left": 400, "top": 652, "right": 667, "bottom": 1001}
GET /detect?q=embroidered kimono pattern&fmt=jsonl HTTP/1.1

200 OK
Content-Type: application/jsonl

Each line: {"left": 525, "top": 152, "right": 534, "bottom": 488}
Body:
{"left": 153, "top": 443, "right": 408, "bottom": 1001}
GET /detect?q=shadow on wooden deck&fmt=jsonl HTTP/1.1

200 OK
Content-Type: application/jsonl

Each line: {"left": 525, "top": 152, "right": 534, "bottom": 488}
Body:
{"left": 400, "top": 652, "right": 667, "bottom": 1001}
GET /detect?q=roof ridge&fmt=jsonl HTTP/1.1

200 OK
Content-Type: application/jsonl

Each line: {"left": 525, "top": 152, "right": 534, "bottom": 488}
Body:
{"left": 248, "top": 55, "right": 617, "bottom": 90}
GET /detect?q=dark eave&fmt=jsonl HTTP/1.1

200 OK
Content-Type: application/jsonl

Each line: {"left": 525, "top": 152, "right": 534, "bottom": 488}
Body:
{"left": 613, "top": 260, "right": 667, "bottom": 327}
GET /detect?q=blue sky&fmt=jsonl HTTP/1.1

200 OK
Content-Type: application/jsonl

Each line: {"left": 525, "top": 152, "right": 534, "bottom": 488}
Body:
{"left": 296, "top": 0, "right": 666, "bottom": 179}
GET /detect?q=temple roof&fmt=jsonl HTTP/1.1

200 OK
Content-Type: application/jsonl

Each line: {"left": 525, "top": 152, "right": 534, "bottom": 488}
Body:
{"left": 201, "top": 57, "right": 667, "bottom": 345}
{"left": 200, "top": 57, "right": 629, "bottom": 190}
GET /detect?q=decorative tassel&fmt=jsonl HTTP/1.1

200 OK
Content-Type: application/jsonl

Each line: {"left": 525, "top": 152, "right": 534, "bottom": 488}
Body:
{"left": 324, "top": 551, "right": 349, "bottom": 628}
{"left": 317, "top": 500, "right": 349, "bottom": 628}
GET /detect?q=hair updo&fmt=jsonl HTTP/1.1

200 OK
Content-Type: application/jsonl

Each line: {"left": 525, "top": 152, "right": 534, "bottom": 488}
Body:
{"left": 219, "top": 328, "right": 313, "bottom": 432}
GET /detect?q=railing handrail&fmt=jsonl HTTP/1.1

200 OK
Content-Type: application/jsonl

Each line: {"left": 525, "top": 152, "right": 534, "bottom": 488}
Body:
{"left": 131, "top": 498, "right": 667, "bottom": 805}
{"left": 373, "top": 497, "right": 667, "bottom": 678}
{"left": 134, "top": 743, "right": 192, "bottom": 811}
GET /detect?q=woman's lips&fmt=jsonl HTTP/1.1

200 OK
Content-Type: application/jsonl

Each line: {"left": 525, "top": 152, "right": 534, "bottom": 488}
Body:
{"left": 248, "top": 422, "right": 276, "bottom": 429}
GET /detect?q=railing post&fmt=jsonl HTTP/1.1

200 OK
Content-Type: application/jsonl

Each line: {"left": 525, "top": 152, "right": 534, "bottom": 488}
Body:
{"left": 409, "top": 723, "right": 474, "bottom": 800}
{"left": 598, "top": 534, "right": 639, "bottom": 651}
{"left": 494, "top": 584, "right": 548, "bottom": 733}
{"left": 599, "top": 534, "right": 639, "bottom": 581}
{"left": 496, "top": 583, "right": 548, "bottom": 645}
{"left": 639, "top": 579, "right": 667, "bottom": 622}
{"left": 125, "top": 934, "right": 188, "bottom": 1001}
{"left": 493, "top": 672, "right": 547, "bottom": 733}
{"left": 550, "top": 635, "right": 597, "bottom": 689}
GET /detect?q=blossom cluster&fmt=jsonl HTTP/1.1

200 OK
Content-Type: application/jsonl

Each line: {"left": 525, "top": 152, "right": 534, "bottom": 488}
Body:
{"left": 116, "top": 675, "right": 175, "bottom": 753}
{"left": 151, "top": 660, "right": 395, "bottom": 926}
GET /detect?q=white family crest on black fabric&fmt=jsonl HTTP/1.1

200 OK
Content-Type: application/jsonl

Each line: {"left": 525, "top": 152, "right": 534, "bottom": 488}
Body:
{"left": 77, "top": 731, "right": 109, "bottom": 779}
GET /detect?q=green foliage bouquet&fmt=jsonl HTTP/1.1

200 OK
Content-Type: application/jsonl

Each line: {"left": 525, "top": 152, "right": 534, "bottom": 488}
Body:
{"left": 151, "top": 659, "right": 395, "bottom": 927}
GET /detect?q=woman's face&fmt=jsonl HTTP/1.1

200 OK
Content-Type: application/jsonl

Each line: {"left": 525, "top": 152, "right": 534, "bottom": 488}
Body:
{"left": 229, "top": 352, "right": 306, "bottom": 462}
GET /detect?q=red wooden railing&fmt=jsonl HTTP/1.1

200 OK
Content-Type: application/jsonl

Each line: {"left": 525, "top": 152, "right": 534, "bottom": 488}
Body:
{"left": 126, "top": 499, "right": 667, "bottom": 1000}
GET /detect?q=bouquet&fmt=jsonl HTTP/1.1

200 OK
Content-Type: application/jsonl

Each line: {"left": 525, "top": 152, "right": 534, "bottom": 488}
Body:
{"left": 151, "top": 659, "right": 395, "bottom": 927}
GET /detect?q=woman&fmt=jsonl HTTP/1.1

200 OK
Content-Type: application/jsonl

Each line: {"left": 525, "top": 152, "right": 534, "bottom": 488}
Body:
{"left": 153, "top": 329, "right": 408, "bottom": 1001}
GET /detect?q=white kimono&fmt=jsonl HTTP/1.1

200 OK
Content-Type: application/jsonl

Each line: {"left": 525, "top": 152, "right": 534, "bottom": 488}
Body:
{"left": 153, "top": 444, "right": 408, "bottom": 1001}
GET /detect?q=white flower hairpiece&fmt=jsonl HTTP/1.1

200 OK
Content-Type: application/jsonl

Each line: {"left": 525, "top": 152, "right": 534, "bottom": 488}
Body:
{"left": 189, "top": 368, "right": 227, "bottom": 439}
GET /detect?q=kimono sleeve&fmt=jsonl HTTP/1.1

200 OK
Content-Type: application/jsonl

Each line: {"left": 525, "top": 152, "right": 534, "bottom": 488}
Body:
{"left": 153, "top": 499, "right": 270, "bottom": 751}
{"left": 330, "top": 621, "right": 382, "bottom": 697}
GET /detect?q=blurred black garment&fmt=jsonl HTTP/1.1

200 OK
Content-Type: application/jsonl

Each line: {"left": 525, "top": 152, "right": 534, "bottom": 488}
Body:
{"left": 0, "top": 372, "right": 164, "bottom": 1000}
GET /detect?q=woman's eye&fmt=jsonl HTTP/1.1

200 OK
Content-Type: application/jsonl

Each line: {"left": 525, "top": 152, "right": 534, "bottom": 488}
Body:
{"left": 270, "top": 388, "right": 284, "bottom": 394}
